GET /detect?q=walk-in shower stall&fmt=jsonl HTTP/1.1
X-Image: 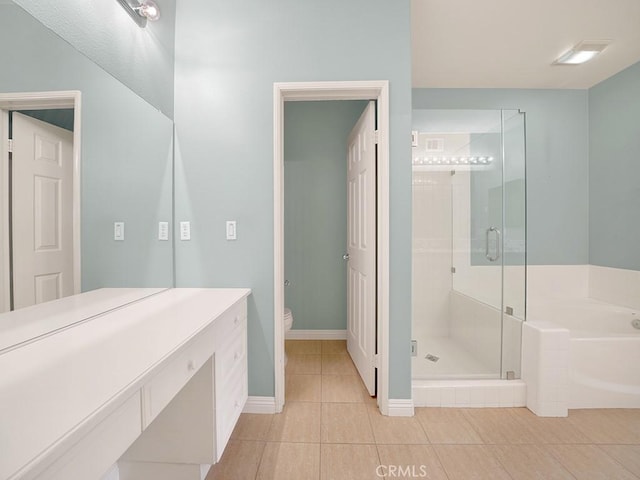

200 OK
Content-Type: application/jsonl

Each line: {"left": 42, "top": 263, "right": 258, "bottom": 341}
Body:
{"left": 412, "top": 109, "right": 526, "bottom": 385}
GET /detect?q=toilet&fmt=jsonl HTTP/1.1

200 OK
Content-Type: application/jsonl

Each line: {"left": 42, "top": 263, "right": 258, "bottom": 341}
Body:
{"left": 284, "top": 308, "right": 294, "bottom": 366}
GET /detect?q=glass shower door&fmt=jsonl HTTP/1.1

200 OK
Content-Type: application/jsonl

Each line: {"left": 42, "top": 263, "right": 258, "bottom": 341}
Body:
{"left": 451, "top": 110, "right": 504, "bottom": 378}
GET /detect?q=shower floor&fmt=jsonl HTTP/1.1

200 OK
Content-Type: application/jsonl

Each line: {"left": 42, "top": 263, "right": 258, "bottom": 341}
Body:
{"left": 412, "top": 336, "right": 499, "bottom": 380}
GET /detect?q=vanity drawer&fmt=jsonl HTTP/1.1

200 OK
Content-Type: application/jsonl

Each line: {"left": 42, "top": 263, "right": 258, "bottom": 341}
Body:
{"left": 37, "top": 392, "right": 142, "bottom": 480}
{"left": 142, "top": 326, "right": 215, "bottom": 427}
{"left": 215, "top": 318, "right": 247, "bottom": 385}
{"left": 215, "top": 363, "right": 248, "bottom": 461}
{"left": 214, "top": 300, "right": 247, "bottom": 347}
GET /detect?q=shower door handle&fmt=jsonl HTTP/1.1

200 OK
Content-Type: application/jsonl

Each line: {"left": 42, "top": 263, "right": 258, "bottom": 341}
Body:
{"left": 485, "top": 226, "right": 501, "bottom": 262}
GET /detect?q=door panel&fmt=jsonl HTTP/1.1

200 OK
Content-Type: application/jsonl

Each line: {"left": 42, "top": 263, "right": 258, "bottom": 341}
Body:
{"left": 12, "top": 113, "right": 74, "bottom": 309}
{"left": 346, "top": 101, "right": 376, "bottom": 395}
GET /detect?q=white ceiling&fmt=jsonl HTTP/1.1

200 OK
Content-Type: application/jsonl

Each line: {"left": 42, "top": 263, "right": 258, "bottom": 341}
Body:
{"left": 412, "top": 0, "right": 640, "bottom": 89}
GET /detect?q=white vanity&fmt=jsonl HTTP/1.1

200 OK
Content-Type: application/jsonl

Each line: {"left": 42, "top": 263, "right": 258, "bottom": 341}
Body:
{"left": 0, "top": 288, "right": 251, "bottom": 480}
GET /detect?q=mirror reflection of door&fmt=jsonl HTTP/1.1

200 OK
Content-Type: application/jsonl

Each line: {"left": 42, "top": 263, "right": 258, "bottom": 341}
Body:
{"left": 7, "top": 111, "right": 74, "bottom": 310}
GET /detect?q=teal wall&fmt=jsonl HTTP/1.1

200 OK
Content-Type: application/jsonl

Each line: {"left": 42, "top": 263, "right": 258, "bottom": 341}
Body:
{"left": 412, "top": 89, "right": 590, "bottom": 265}
{"left": 13, "top": 0, "right": 176, "bottom": 117}
{"left": 589, "top": 61, "right": 640, "bottom": 271}
{"left": 1, "top": 5, "right": 174, "bottom": 289}
{"left": 284, "top": 101, "right": 366, "bottom": 331}
{"left": 174, "top": 0, "right": 413, "bottom": 399}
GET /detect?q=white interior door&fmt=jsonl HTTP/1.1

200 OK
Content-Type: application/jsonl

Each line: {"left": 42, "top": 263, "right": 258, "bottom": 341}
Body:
{"left": 12, "top": 112, "right": 74, "bottom": 309}
{"left": 346, "top": 101, "right": 376, "bottom": 396}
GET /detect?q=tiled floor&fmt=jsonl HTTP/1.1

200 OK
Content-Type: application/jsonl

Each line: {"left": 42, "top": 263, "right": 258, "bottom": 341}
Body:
{"left": 207, "top": 340, "right": 640, "bottom": 480}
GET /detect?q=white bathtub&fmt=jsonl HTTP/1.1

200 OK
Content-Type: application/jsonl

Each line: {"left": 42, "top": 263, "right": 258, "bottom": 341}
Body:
{"left": 528, "top": 299, "right": 640, "bottom": 408}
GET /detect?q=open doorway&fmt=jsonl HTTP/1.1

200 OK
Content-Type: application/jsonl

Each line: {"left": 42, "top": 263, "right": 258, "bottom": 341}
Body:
{"left": 273, "top": 81, "right": 391, "bottom": 415}
{"left": 0, "top": 91, "right": 81, "bottom": 313}
{"left": 282, "top": 100, "right": 373, "bottom": 404}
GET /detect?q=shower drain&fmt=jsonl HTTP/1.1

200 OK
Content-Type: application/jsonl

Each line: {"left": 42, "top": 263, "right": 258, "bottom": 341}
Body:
{"left": 425, "top": 353, "right": 440, "bottom": 363}
{"left": 632, "top": 318, "right": 640, "bottom": 330}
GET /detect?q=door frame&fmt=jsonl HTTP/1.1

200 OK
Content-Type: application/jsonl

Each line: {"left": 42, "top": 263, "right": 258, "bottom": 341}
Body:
{"left": 273, "top": 81, "right": 390, "bottom": 414}
{"left": 0, "top": 91, "right": 82, "bottom": 312}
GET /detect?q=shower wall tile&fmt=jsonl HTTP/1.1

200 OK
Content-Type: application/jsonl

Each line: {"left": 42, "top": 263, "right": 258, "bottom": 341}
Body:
{"left": 412, "top": 172, "right": 453, "bottom": 340}
{"left": 589, "top": 265, "right": 640, "bottom": 310}
{"left": 527, "top": 265, "right": 590, "bottom": 302}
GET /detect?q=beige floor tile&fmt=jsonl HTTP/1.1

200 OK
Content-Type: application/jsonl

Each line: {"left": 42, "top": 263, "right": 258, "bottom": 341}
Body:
{"left": 286, "top": 354, "right": 321, "bottom": 375}
{"left": 230, "top": 413, "right": 274, "bottom": 441}
{"left": 286, "top": 340, "right": 322, "bottom": 354}
{"left": 321, "top": 403, "right": 375, "bottom": 444}
{"left": 490, "top": 444, "right": 575, "bottom": 479}
{"left": 321, "top": 375, "right": 368, "bottom": 403}
{"left": 321, "top": 340, "right": 347, "bottom": 354}
{"left": 367, "top": 404, "right": 429, "bottom": 444}
{"left": 285, "top": 374, "right": 321, "bottom": 402}
{"left": 433, "top": 445, "right": 512, "bottom": 480}
{"left": 416, "top": 408, "right": 483, "bottom": 444}
{"left": 257, "top": 442, "right": 320, "bottom": 480}
{"left": 320, "top": 444, "right": 381, "bottom": 480}
{"left": 546, "top": 444, "right": 638, "bottom": 479}
{"left": 568, "top": 409, "right": 640, "bottom": 444}
{"left": 268, "top": 402, "right": 321, "bottom": 443}
{"left": 377, "top": 444, "right": 448, "bottom": 480}
{"left": 510, "top": 408, "right": 591, "bottom": 444}
{"left": 462, "top": 408, "right": 543, "bottom": 444}
{"left": 599, "top": 445, "right": 640, "bottom": 477}
{"left": 205, "top": 440, "right": 265, "bottom": 480}
{"left": 321, "top": 353, "right": 358, "bottom": 375}
{"left": 608, "top": 409, "right": 640, "bottom": 439}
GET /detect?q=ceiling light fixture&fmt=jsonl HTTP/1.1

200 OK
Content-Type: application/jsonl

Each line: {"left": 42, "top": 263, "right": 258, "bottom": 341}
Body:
{"left": 116, "top": 0, "right": 161, "bottom": 27}
{"left": 553, "top": 41, "right": 610, "bottom": 65}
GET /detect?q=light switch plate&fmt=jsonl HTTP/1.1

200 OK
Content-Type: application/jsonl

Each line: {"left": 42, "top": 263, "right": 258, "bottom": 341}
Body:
{"left": 226, "top": 220, "right": 237, "bottom": 240}
{"left": 158, "top": 222, "right": 169, "bottom": 241}
{"left": 180, "top": 221, "right": 191, "bottom": 241}
{"left": 114, "top": 222, "right": 124, "bottom": 241}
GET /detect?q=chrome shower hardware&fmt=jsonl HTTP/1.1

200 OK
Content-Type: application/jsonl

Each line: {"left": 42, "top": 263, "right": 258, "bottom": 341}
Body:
{"left": 485, "top": 226, "right": 501, "bottom": 262}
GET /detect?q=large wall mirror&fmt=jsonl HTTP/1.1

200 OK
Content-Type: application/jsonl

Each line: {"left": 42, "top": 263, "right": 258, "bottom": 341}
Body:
{"left": 0, "top": 2, "right": 174, "bottom": 323}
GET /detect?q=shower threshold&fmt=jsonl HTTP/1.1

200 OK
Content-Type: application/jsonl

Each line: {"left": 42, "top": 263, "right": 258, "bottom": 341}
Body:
{"left": 412, "top": 378, "right": 527, "bottom": 408}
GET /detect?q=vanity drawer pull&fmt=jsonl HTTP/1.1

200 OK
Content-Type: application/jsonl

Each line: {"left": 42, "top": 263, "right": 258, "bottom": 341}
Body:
{"left": 142, "top": 326, "right": 215, "bottom": 427}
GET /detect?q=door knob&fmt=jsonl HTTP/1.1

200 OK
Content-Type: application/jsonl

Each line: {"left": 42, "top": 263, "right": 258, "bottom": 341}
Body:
{"left": 343, "top": 253, "right": 350, "bottom": 261}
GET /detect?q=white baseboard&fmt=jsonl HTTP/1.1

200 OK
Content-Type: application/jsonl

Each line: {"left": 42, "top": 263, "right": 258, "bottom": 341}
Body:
{"left": 243, "top": 396, "right": 277, "bottom": 414}
{"left": 285, "top": 329, "right": 346, "bottom": 340}
{"left": 387, "top": 398, "right": 415, "bottom": 417}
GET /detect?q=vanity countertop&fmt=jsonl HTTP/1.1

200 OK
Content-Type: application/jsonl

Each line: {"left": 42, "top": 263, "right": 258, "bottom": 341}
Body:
{"left": 0, "top": 287, "right": 251, "bottom": 480}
